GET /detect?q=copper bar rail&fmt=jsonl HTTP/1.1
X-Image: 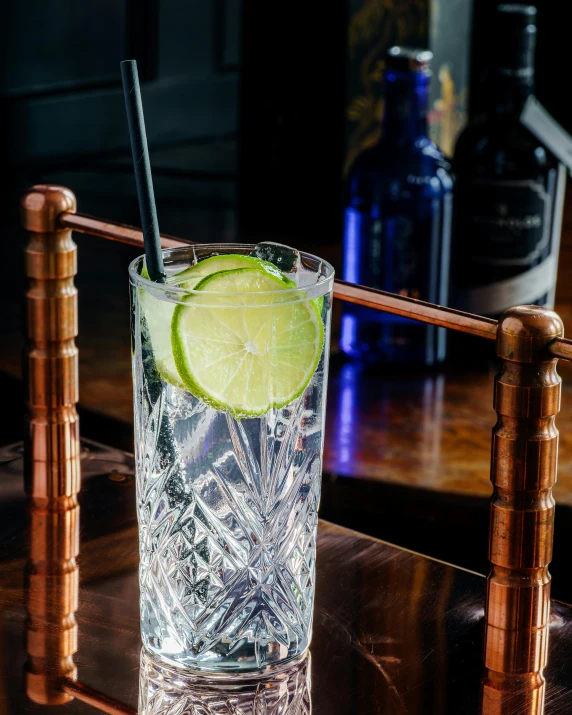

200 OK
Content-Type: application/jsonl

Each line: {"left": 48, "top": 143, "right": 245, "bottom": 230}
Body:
{"left": 332, "top": 280, "right": 498, "bottom": 341}
{"left": 58, "top": 208, "right": 572, "bottom": 358}
{"left": 61, "top": 211, "right": 184, "bottom": 249}
{"left": 21, "top": 185, "right": 567, "bottom": 714}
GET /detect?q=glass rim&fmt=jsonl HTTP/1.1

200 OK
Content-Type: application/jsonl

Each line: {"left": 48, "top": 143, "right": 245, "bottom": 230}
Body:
{"left": 129, "top": 244, "right": 335, "bottom": 307}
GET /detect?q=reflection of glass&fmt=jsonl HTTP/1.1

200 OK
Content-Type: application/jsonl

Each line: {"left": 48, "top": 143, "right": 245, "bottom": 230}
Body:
{"left": 138, "top": 649, "right": 311, "bottom": 714}
{"left": 129, "top": 246, "right": 333, "bottom": 672}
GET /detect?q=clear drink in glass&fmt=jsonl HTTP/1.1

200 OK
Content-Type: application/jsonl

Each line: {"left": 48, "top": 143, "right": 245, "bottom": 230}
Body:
{"left": 129, "top": 244, "right": 333, "bottom": 672}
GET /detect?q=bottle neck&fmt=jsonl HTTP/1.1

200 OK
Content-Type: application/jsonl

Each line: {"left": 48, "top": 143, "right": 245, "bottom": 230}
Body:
{"left": 487, "top": 72, "right": 534, "bottom": 116}
{"left": 380, "top": 70, "right": 430, "bottom": 145}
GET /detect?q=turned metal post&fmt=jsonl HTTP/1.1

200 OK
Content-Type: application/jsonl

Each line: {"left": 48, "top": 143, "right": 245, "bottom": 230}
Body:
{"left": 482, "top": 306, "right": 563, "bottom": 714}
{"left": 21, "top": 185, "right": 80, "bottom": 705}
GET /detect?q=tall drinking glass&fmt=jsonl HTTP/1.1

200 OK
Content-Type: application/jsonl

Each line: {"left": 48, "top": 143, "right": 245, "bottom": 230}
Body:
{"left": 129, "top": 245, "right": 333, "bottom": 672}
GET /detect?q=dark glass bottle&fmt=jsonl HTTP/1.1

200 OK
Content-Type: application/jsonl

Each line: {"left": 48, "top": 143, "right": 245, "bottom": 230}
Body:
{"left": 340, "top": 47, "right": 454, "bottom": 366}
{"left": 452, "top": 5, "right": 566, "bottom": 321}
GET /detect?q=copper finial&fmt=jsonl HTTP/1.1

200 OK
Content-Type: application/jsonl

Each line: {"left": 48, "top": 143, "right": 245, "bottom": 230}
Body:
{"left": 483, "top": 306, "right": 563, "bottom": 714}
{"left": 22, "top": 185, "right": 81, "bottom": 705}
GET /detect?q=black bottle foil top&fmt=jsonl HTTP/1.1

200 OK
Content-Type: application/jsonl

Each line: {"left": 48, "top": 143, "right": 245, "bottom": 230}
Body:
{"left": 493, "top": 4, "right": 537, "bottom": 76}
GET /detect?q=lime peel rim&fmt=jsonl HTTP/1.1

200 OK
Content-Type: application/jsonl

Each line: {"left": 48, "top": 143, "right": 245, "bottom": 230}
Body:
{"left": 171, "top": 267, "right": 324, "bottom": 417}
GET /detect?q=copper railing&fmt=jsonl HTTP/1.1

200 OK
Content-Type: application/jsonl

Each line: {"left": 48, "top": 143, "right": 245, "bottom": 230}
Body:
{"left": 20, "top": 185, "right": 571, "bottom": 715}
{"left": 57, "top": 207, "right": 572, "bottom": 357}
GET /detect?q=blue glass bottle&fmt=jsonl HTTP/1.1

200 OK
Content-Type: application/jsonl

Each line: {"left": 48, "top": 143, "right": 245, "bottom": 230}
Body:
{"left": 341, "top": 47, "right": 454, "bottom": 365}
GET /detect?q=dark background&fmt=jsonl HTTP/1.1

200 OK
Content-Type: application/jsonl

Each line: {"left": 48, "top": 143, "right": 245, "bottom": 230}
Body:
{"left": 2, "top": 0, "right": 569, "bottom": 236}
{"left": 470, "top": 0, "right": 568, "bottom": 126}
{"left": 2, "top": 0, "right": 240, "bottom": 235}
{"left": 2, "top": 0, "right": 571, "bottom": 594}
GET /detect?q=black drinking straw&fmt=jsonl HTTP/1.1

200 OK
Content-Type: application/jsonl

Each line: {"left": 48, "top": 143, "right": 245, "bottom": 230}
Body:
{"left": 120, "top": 59, "right": 166, "bottom": 283}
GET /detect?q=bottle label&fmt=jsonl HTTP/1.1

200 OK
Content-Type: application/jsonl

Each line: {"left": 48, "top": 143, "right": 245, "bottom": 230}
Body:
{"left": 456, "top": 254, "right": 557, "bottom": 315}
{"left": 467, "top": 179, "right": 551, "bottom": 267}
{"left": 343, "top": 208, "right": 420, "bottom": 296}
{"left": 455, "top": 171, "right": 564, "bottom": 315}
{"left": 369, "top": 215, "right": 421, "bottom": 294}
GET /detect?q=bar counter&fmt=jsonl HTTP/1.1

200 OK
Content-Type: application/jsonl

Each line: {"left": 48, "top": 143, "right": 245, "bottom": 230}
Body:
{"left": 2, "top": 184, "right": 572, "bottom": 713}
{"left": 1, "top": 441, "right": 572, "bottom": 714}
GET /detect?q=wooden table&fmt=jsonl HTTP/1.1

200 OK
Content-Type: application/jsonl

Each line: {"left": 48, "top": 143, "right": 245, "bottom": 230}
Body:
{"left": 2, "top": 183, "right": 572, "bottom": 477}
{"left": 2, "top": 184, "right": 572, "bottom": 601}
{"left": 1, "top": 441, "right": 572, "bottom": 714}
{"left": 3, "top": 194, "right": 572, "bottom": 497}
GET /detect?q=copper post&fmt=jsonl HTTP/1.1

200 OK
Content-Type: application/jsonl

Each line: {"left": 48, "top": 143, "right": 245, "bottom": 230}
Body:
{"left": 482, "top": 306, "right": 564, "bottom": 715}
{"left": 21, "top": 185, "right": 81, "bottom": 705}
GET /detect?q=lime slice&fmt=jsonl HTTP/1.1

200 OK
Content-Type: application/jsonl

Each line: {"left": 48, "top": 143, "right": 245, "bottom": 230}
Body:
{"left": 139, "top": 255, "right": 288, "bottom": 387}
{"left": 141, "top": 254, "right": 273, "bottom": 288}
{"left": 139, "top": 290, "right": 183, "bottom": 387}
{"left": 169, "top": 254, "right": 289, "bottom": 289}
{"left": 171, "top": 267, "right": 324, "bottom": 416}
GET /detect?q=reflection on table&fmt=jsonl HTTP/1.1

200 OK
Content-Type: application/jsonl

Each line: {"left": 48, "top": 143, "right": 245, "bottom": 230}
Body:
{"left": 139, "top": 649, "right": 310, "bottom": 714}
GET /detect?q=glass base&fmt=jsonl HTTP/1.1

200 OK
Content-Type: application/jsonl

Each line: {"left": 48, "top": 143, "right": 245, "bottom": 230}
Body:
{"left": 139, "top": 648, "right": 311, "bottom": 714}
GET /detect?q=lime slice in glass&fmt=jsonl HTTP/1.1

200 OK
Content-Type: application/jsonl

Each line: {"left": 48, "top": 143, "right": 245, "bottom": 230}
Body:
{"left": 171, "top": 267, "right": 324, "bottom": 416}
{"left": 168, "top": 254, "right": 291, "bottom": 288}
{"left": 139, "top": 254, "right": 286, "bottom": 387}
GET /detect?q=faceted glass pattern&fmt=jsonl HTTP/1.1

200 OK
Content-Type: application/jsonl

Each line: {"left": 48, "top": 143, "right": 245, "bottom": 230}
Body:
{"left": 131, "top": 251, "right": 332, "bottom": 671}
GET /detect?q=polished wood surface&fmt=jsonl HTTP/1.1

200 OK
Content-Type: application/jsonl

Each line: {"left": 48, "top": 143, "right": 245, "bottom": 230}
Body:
{"left": 2, "top": 441, "right": 572, "bottom": 714}
{"left": 4, "top": 328, "right": 571, "bottom": 505}
{"left": 326, "top": 190, "right": 572, "bottom": 506}
{"left": 2, "top": 189, "right": 572, "bottom": 512}
{"left": 9, "top": 188, "right": 572, "bottom": 714}
{"left": 2, "top": 193, "right": 572, "bottom": 616}
{"left": 325, "top": 359, "right": 572, "bottom": 507}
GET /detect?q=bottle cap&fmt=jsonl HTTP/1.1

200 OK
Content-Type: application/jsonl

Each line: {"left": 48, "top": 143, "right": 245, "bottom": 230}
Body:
{"left": 494, "top": 4, "right": 537, "bottom": 76}
{"left": 385, "top": 47, "right": 432, "bottom": 73}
